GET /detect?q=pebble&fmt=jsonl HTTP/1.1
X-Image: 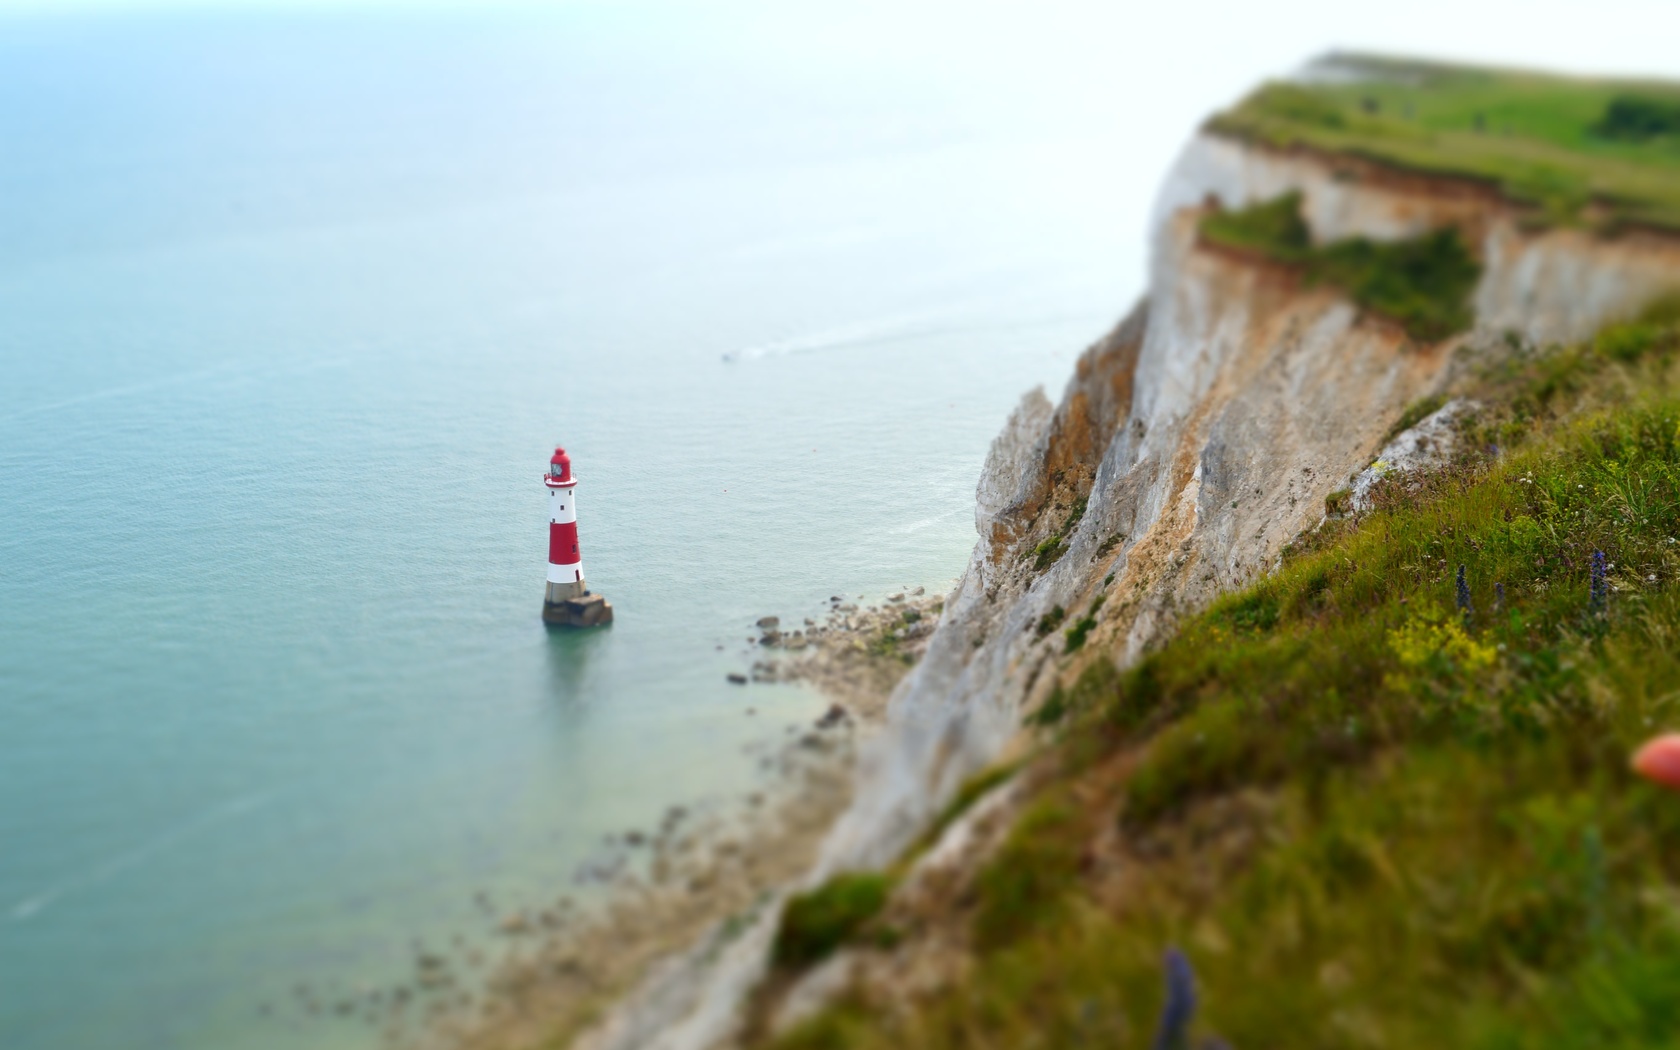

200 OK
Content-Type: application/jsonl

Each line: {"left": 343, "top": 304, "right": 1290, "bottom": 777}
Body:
{"left": 756, "top": 616, "right": 780, "bottom": 629}
{"left": 726, "top": 673, "right": 748, "bottom": 684}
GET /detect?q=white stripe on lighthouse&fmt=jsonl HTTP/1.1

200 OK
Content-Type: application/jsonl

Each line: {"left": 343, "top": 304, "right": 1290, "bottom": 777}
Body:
{"left": 549, "top": 489, "right": 577, "bottom": 524}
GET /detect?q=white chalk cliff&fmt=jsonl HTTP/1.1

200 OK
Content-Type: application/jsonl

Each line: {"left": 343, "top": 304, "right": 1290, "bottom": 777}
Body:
{"left": 577, "top": 121, "right": 1680, "bottom": 1050}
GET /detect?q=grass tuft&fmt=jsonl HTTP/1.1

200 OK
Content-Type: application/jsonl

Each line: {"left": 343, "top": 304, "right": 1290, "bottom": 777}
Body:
{"left": 771, "top": 874, "right": 893, "bottom": 970}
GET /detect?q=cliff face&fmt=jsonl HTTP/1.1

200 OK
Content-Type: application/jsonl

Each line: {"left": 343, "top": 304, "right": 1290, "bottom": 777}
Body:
{"left": 572, "top": 117, "right": 1680, "bottom": 1050}
{"left": 818, "top": 129, "right": 1680, "bottom": 874}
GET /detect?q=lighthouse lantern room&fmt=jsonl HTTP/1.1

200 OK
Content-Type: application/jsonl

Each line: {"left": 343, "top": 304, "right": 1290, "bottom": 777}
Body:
{"left": 541, "top": 446, "right": 613, "bottom": 627}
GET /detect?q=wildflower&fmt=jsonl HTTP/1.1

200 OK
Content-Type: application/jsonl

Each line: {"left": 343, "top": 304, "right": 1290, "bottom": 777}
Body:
{"left": 1590, "top": 550, "right": 1608, "bottom": 615}
{"left": 1153, "top": 947, "right": 1198, "bottom": 1050}
{"left": 1494, "top": 582, "right": 1505, "bottom": 613}
{"left": 1390, "top": 616, "right": 1497, "bottom": 671}
{"left": 1456, "top": 564, "right": 1472, "bottom": 622}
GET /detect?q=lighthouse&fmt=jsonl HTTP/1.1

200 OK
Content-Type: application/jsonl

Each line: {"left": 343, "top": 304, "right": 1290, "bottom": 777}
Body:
{"left": 541, "top": 446, "right": 613, "bottom": 627}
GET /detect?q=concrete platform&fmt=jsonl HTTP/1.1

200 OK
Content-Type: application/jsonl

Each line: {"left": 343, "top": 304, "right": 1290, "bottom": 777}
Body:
{"left": 542, "top": 592, "right": 614, "bottom": 628}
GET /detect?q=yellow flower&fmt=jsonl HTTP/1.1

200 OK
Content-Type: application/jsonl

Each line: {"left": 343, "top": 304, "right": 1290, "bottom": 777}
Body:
{"left": 1389, "top": 617, "right": 1497, "bottom": 672}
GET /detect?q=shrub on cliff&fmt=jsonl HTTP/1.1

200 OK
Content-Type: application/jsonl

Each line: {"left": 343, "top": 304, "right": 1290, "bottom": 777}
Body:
{"left": 1593, "top": 94, "right": 1680, "bottom": 142}
{"left": 771, "top": 873, "right": 892, "bottom": 970}
{"left": 1198, "top": 190, "right": 1311, "bottom": 261}
{"left": 1307, "top": 226, "right": 1480, "bottom": 340}
{"left": 1199, "top": 192, "right": 1480, "bottom": 341}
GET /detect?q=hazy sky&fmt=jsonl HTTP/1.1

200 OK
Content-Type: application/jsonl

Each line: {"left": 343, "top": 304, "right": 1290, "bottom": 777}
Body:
{"left": 1, "top": 0, "right": 1676, "bottom": 83}
{"left": 0, "top": 0, "right": 1672, "bottom": 306}
{"left": 2, "top": 1, "right": 1668, "bottom": 143}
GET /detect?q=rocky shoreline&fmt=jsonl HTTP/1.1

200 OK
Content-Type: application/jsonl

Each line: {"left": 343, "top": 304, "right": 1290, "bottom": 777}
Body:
{"left": 362, "top": 590, "right": 947, "bottom": 1050}
{"left": 733, "top": 588, "right": 943, "bottom": 718}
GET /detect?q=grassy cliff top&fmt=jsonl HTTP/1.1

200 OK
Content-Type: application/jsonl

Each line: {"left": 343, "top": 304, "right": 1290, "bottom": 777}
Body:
{"left": 1207, "top": 54, "right": 1680, "bottom": 231}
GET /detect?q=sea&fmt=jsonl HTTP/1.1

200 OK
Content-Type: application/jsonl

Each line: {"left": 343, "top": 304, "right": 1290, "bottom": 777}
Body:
{"left": 0, "top": 5, "right": 1144, "bottom": 1048}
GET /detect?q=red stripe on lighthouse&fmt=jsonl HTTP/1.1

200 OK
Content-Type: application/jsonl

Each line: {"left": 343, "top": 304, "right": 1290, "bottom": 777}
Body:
{"left": 549, "top": 521, "right": 580, "bottom": 564}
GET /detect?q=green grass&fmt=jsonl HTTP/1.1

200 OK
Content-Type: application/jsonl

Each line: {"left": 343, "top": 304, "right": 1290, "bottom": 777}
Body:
{"left": 1035, "top": 605, "right": 1066, "bottom": 638}
{"left": 971, "top": 798, "right": 1083, "bottom": 952}
{"left": 1062, "top": 596, "right": 1105, "bottom": 653}
{"left": 1199, "top": 190, "right": 1311, "bottom": 261}
{"left": 1200, "top": 191, "right": 1482, "bottom": 340}
{"left": 908, "top": 762, "right": 1023, "bottom": 859}
{"left": 1207, "top": 56, "right": 1680, "bottom": 230}
{"left": 762, "top": 303, "right": 1680, "bottom": 1049}
{"left": 771, "top": 873, "right": 893, "bottom": 970}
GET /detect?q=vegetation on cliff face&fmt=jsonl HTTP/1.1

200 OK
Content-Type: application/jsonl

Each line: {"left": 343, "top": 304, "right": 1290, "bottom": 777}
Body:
{"left": 1199, "top": 190, "right": 1481, "bottom": 340}
{"left": 772, "top": 874, "right": 893, "bottom": 970}
{"left": 764, "top": 298, "right": 1680, "bottom": 1049}
{"left": 1207, "top": 56, "right": 1680, "bottom": 230}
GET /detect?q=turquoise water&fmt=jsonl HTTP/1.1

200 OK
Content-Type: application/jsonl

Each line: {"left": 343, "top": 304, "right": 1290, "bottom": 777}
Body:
{"left": 0, "top": 8, "right": 1133, "bottom": 1048}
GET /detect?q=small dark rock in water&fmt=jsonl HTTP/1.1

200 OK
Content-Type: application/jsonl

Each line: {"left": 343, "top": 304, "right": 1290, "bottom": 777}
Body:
{"left": 756, "top": 616, "right": 780, "bottom": 629}
{"left": 625, "top": 831, "right": 646, "bottom": 847}
{"left": 830, "top": 595, "right": 843, "bottom": 602}
{"left": 912, "top": 586, "right": 925, "bottom": 596}
{"left": 745, "top": 707, "right": 757, "bottom": 715}
{"left": 758, "top": 632, "right": 781, "bottom": 646}
{"left": 726, "top": 672, "right": 748, "bottom": 685}
{"left": 816, "top": 703, "right": 851, "bottom": 729}
{"left": 887, "top": 593, "right": 905, "bottom": 602}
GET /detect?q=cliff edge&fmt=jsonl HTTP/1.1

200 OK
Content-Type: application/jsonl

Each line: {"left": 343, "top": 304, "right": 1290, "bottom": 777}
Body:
{"left": 568, "top": 55, "right": 1680, "bottom": 1050}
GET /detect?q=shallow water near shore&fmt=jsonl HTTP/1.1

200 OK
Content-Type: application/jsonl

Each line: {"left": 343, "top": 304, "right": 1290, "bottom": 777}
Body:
{"left": 0, "top": 8, "right": 1135, "bottom": 1049}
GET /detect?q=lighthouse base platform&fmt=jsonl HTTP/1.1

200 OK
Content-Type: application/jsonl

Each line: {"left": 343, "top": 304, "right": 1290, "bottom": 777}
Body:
{"left": 542, "top": 592, "right": 614, "bottom": 628}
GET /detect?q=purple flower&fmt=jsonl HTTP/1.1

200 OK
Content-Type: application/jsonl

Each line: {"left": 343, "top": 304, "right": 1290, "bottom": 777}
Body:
{"left": 1154, "top": 947, "right": 1198, "bottom": 1050}
{"left": 1456, "top": 564, "right": 1472, "bottom": 622}
{"left": 1494, "top": 582, "right": 1505, "bottom": 614}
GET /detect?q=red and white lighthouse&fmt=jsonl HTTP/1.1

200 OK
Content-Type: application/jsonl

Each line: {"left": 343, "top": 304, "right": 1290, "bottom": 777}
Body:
{"left": 541, "top": 446, "right": 613, "bottom": 627}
